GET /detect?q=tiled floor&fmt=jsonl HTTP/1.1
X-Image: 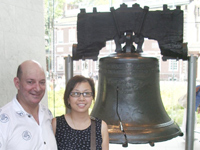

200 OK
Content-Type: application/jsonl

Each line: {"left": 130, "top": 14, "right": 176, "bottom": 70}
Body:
{"left": 109, "top": 128, "right": 200, "bottom": 150}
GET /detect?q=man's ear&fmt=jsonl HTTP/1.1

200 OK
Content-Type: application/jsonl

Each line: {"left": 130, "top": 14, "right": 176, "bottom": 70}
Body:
{"left": 14, "top": 77, "right": 20, "bottom": 90}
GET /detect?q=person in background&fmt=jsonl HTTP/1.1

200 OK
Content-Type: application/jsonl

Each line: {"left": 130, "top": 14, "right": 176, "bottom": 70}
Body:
{"left": 195, "top": 85, "right": 200, "bottom": 113}
{"left": 0, "top": 60, "right": 57, "bottom": 150}
{"left": 180, "top": 84, "right": 200, "bottom": 140}
{"left": 52, "top": 75, "right": 109, "bottom": 150}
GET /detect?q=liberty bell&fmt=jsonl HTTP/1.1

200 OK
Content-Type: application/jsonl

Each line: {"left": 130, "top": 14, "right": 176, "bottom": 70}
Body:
{"left": 72, "top": 3, "right": 186, "bottom": 147}
{"left": 90, "top": 33, "right": 183, "bottom": 147}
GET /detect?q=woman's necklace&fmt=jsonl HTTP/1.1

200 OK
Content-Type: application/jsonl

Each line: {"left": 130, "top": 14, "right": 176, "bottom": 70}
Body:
{"left": 70, "top": 114, "right": 77, "bottom": 129}
{"left": 70, "top": 114, "right": 90, "bottom": 130}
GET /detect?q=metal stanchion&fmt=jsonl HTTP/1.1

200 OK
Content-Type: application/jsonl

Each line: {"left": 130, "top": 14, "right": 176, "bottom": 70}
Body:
{"left": 185, "top": 55, "right": 197, "bottom": 150}
{"left": 64, "top": 55, "right": 73, "bottom": 84}
{"left": 64, "top": 55, "right": 73, "bottom": 113}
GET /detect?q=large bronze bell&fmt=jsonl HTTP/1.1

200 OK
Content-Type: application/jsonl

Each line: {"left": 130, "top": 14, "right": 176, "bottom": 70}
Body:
{"left": 91, "top": 52, "right": 183, "bottom": 146}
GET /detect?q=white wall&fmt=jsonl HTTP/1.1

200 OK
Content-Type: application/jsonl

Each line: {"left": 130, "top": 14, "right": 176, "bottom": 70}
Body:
{"left": 0, "top": 0, "right": 47, "bottom": 107}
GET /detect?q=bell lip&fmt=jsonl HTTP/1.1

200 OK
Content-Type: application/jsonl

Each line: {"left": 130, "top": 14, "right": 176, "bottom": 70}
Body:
{"left": 109, "top": 131, "right": 183, "bottom": 145}
{"left": 108, "top": 123, "right": 183, "bottom": 144}
{"left": 108, "top": 120, "right": 176, "bottom": 130}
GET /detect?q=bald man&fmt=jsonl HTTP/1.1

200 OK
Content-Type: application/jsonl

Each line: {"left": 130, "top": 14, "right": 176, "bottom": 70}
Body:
{"left": 0, "top": 60, "right": 57, "bottom": 150}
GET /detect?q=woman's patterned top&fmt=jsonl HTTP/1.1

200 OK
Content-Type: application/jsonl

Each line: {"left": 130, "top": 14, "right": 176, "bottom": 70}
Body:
{"left": 55, "top": 115, "right": 102, "bottom": 150}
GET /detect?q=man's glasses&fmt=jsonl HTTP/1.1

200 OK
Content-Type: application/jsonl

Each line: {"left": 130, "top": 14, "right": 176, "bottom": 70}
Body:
{"left": 70, "top": 92, "right": 93, "bottom": 97}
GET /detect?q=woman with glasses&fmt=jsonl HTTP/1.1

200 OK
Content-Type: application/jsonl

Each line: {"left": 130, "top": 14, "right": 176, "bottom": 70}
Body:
{"left": 52, "top": 75, "right": 109, "bottom": 150}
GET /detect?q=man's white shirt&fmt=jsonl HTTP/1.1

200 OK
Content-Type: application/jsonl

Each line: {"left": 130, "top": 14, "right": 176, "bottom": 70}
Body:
{"left": 0, "top": 97, "right": 57, "bottom": 150}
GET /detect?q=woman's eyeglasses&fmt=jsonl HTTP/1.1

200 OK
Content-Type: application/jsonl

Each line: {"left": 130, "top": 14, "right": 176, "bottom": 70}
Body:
{"left": 70, "top": 92, "right": 93, "bottom": 97}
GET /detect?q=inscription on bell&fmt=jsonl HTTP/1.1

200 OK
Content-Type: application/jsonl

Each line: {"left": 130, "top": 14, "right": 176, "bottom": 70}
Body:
{"left": 107, "top": 78, "right": 146, "bottom": 91}
{"left": 100, "top": 69, "right": 157, "bottom": 77}
{"left": 100, "top": 62, "right": 158, "bottom": 70}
